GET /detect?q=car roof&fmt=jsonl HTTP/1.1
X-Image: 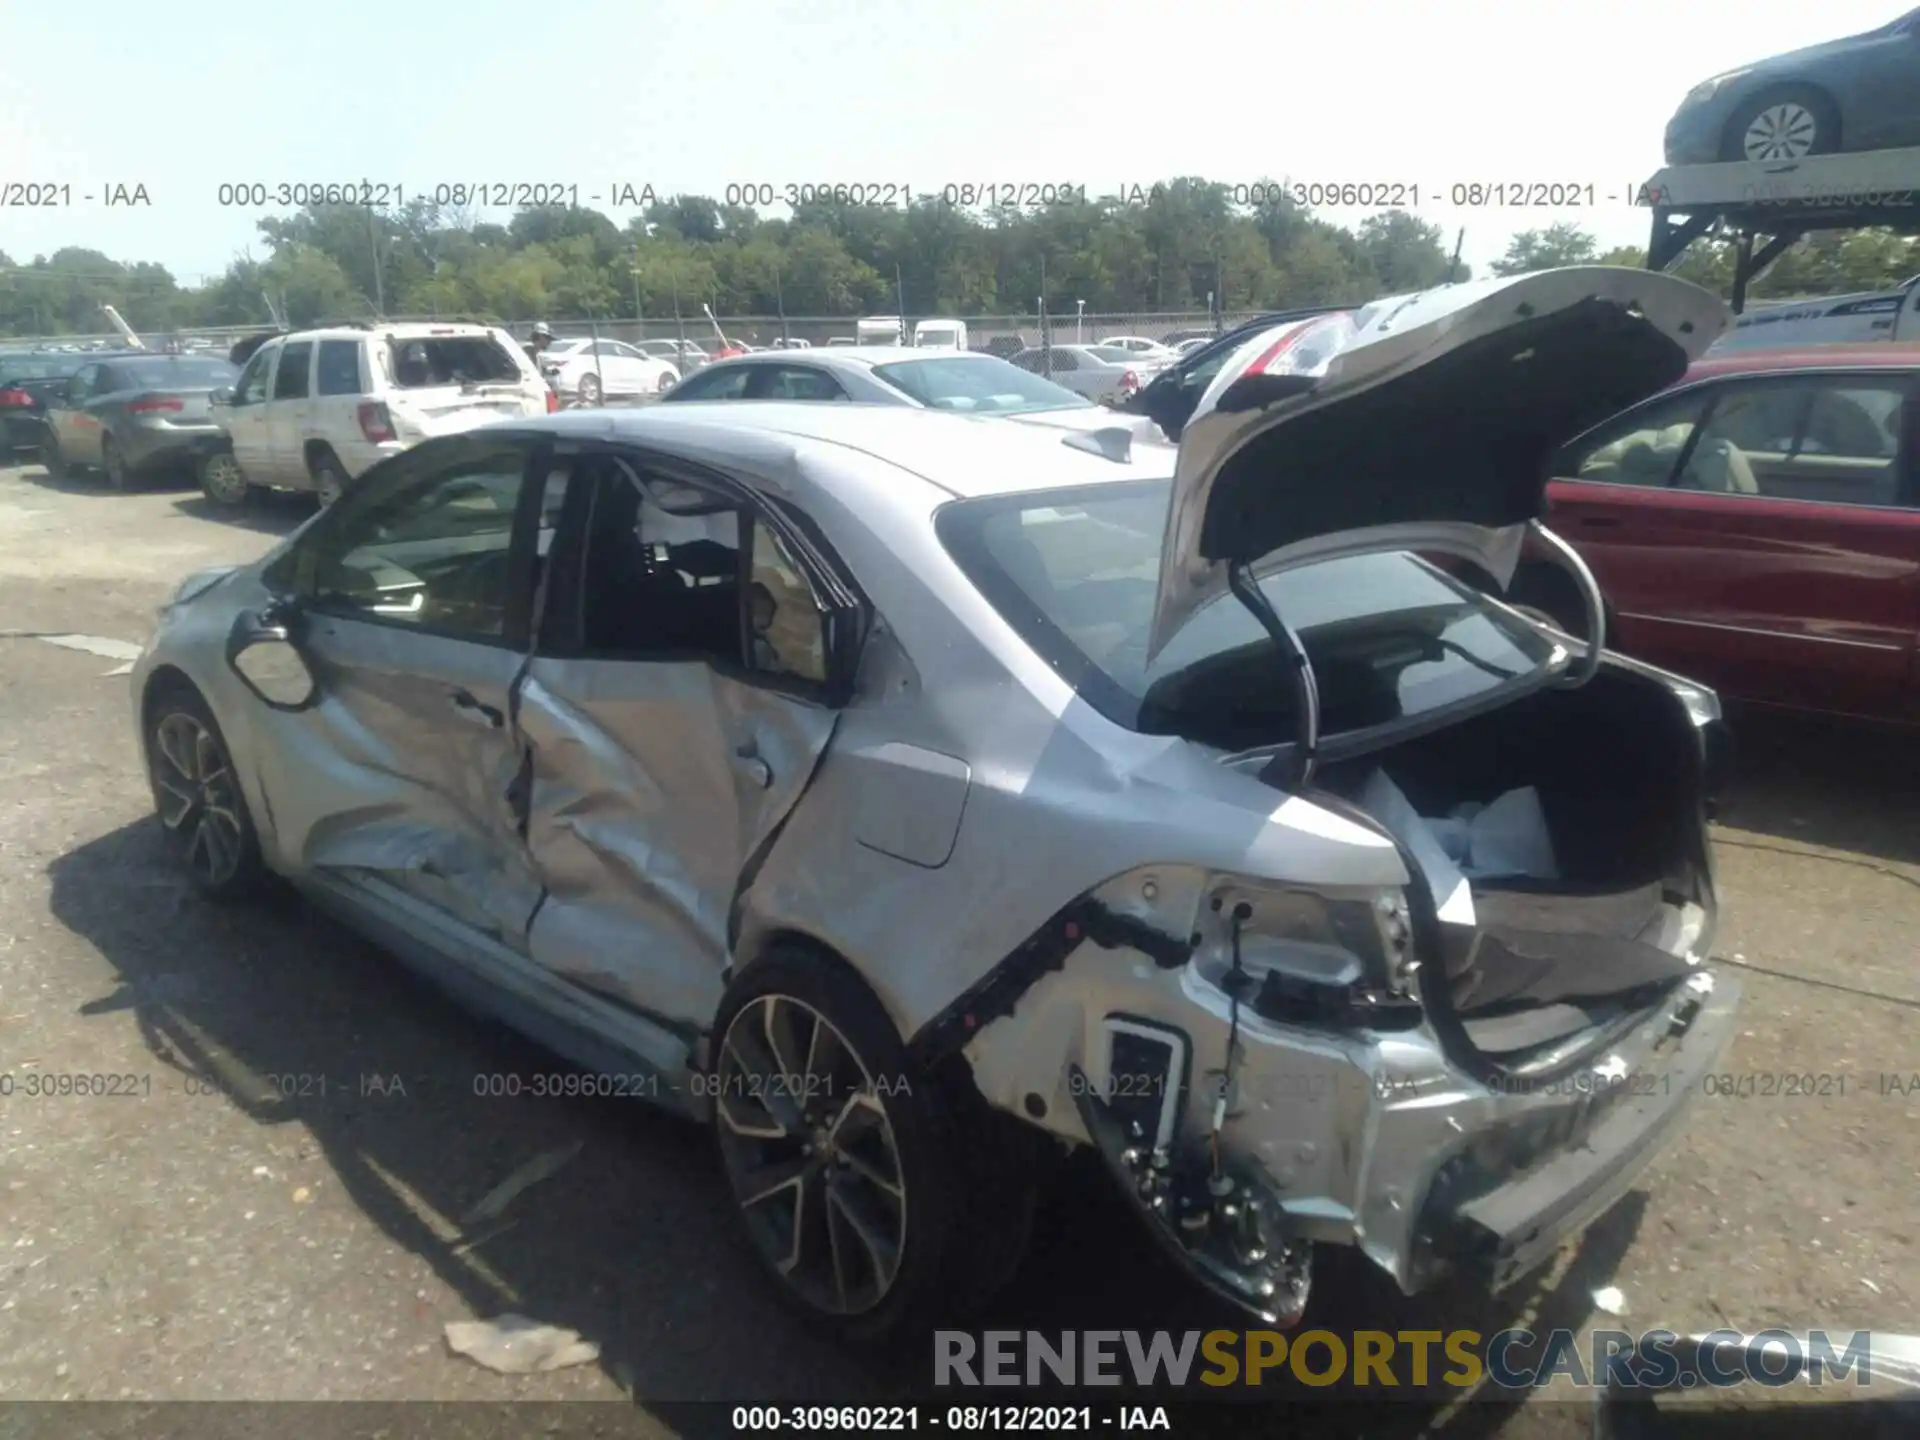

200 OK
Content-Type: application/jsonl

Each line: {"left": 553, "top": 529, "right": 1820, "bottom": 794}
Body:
{"left": 277, "top": 322, "right": 502, "bottom": 342}
{"left": 699, "top": 347, "right": 1003, "bottom": 372}
{"left": 1686, "top": 344, "right": 1920, "bottom": 379}
{"left": 515, "top": 401, "right": 1174, "bottom": 500}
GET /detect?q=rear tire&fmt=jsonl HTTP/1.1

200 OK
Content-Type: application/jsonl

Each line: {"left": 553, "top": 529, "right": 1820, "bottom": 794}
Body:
{"left": 709, "top": 946, "right": 1040, "bottom": 1349}
{"left": 199, "top": 449, "right": 251, "bottom": 507}
{"left": 309, "top": 451, "right": 348, "bottom": 508}
{"left": 102, "top": 434, "right": 136, "bottom": 491}
{"left": 144, "top": 682, "right": 266, "bottom": 902}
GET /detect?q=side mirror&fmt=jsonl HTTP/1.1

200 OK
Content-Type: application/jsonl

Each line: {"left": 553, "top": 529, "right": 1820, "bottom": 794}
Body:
{"left": 210, "top": 387, "right": 234, "bottom": 407}
{"left": 226, "top": 601, "right": 318, "bottom": 711}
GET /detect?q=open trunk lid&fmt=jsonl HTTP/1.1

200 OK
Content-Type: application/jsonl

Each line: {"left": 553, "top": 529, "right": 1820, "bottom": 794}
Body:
{"left": 1147, "top": 268, "right": 1731, "bottom": 660}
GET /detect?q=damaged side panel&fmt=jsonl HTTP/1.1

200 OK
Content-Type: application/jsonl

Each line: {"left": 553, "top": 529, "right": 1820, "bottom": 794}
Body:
{"left": 516, "top": 656, "right": 837, "bottom": 1028}
{"left": 260, "top": 614, "right": 544, "bottom": 943}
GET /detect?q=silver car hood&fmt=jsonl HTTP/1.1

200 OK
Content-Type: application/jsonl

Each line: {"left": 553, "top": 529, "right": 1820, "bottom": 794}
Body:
{"left": 1146, "top": 267, "right": 1730, "bottom": 660}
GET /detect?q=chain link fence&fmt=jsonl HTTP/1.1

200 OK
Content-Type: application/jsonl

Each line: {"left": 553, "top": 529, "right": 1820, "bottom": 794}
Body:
{"left": 3, "top": 311, "right": 1272, "bottom": 356}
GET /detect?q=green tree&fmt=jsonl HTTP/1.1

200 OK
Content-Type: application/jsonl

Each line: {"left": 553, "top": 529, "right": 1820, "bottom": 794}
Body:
{"left": 1491, "top": 223, "right": 1600, "bottom": 275}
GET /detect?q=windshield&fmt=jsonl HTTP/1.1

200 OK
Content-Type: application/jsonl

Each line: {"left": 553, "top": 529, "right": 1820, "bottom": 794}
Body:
{"left": 872, "top": 355, "right": 1091, "bottom": 414}
{"left": 119, "top": 357, "right": 237, "bottom": 388}
{"left": 937, "top": 479, "right": 1558, "bottom": 751}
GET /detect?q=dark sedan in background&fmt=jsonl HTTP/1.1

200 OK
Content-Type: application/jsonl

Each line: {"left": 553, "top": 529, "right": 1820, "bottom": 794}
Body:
{"left": 1664, "top": 8, "right": 1920, "bottom": 162}
{"left": 39, "top": 353, "right": 238, "bottom": 489}
{"left": 1513, "top": 345, "right": 1920, "bottom": 726}
{"left": 0, "top": 350, "right": 143, "bottom": 456}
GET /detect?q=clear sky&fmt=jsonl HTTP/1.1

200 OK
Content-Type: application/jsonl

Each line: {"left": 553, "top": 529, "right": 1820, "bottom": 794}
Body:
{"left": 0, "top": 0, "right": 1906, "bottom": 293}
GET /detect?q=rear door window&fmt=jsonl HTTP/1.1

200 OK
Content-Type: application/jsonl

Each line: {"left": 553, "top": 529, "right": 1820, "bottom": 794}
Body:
{"left": 316, "top": 340, "right": 363, "bottom": 396}
{"left": 273, "top": 342, "right": 313, "bottom": 400}
{"left": 1554, "top": 389, "right": 1718, "bottom": 487}
{"left": 754, "top": 365, "right": 848, "bottom": 401}
{"left": 665, "top": 365, "right": 755, "bottom": 401}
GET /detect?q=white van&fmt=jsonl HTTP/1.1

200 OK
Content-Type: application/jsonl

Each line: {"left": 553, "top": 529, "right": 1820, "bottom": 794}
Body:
{"left": 855, "top": 316, "right": 904, "bottom": 346}
{"left": 912, "top": 318, "right": 969, "bottom": 349}
{"left": 1710, "top": 276, "right": 1920, "bottom": 352}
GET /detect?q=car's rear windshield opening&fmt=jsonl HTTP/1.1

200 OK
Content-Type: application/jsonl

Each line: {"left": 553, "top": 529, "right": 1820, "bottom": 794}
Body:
{"left": 121, "top": 357, "right": 237, "bottom": 388}
{"left": 872, "top": 356, "right": 1090, "bottom": 414}
{"left": 937, "top": 478, "right": 1559, "bottom": 751}
{"left": 382, "top": 336, "right": 522, "bottom": 388}
{"left": 0, "top": 357, "right": 85, "bottom": 382}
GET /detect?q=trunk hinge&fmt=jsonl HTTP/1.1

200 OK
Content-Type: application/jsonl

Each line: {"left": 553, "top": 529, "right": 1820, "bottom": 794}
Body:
{"left": 1227, "top": 561, "right": 1320, "bottom": 789}
{"left": 1528, "top": 519, "right": 1606, "bottom": 690}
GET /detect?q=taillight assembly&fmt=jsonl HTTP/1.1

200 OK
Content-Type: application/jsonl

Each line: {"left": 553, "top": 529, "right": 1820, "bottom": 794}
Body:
{"left": 0, "top": 388, "right": 32, "bottom": 408}
{"left": 128, "top": 396, "right": 184, "bottom": 414}
{"left": 1120, "top": 369, "right": 1140, "bottom": 394}
{"left": 357, "top": 400, "right": 396, "bottom": 442}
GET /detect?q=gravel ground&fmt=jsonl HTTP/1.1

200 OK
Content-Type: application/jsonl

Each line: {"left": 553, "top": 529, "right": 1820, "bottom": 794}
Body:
{"left": 0, "top": 458, "right": 1914, "bottom": 1439}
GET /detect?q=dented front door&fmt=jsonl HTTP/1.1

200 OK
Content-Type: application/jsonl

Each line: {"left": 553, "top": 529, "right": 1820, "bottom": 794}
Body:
{"left": 514, "top": 460, "right": 840, "bottom": 1032}
{"left": 248, "top": 433, "right": 548, "bottom": 942}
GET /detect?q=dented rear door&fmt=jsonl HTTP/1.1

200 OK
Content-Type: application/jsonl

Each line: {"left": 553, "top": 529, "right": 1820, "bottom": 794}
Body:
{"left": 514, "top": 450, "right": 840, "bottom": 1033}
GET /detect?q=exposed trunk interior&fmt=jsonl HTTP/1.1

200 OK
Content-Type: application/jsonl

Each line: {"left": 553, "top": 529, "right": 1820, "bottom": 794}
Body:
{"left": 1318, "top": 662, "right": 1713, "bottom": 1076}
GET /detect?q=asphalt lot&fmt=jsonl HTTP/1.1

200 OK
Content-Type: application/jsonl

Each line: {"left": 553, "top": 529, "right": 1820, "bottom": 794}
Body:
{"left": 0, "top": 457, "right": 1916, "bottom": 1438}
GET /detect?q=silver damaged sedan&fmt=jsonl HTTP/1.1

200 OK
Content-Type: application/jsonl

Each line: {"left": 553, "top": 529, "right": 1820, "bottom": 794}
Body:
{"left": 132, "top": 267, "right": 1743, "bottom": 1343}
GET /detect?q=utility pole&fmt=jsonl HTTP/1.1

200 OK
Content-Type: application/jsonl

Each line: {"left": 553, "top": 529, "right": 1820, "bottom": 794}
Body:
{"left": 1448, "top": 228, "right": 1466, "bottom": 285}
{"left": 368, "top": 205, "right": 385, "bottom": 317}
{"left": 895, "top": 263, "right": 906, "bottom": 343}
{"left": 631, "top": 246, "right": 644, "bottom": 327}
{"left": 775, "top": 265, "right": 789, "bottom": 346}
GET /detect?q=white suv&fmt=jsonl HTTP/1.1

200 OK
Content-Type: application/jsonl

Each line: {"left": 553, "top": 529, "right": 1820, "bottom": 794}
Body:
{"left": 199, "top": 322, "right": 555, "bottom": 507}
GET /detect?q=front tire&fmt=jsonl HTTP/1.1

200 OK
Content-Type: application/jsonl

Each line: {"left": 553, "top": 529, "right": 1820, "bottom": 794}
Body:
{"left": 145, "top": 683, "right": 265, "bottom": 902}
{"left": 710, "top": 947, "right": 1039, "bottom": 1348}
{"left": 577, "top": 373, "right": 603, "bottom": 405}
{"left": 39, "top": 434, "right": 66, "bottom": 480}
{"left": 199, "top": 449, "right": 251, "bottom": 507}
{"left": 1723, "top": 85, "right": 1839, "bottom": 162}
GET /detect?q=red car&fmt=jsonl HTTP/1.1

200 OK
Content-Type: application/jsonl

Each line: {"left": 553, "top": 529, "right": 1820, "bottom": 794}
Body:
{"left": 1510, "top": 345, "right": 1920, "bottom": 726}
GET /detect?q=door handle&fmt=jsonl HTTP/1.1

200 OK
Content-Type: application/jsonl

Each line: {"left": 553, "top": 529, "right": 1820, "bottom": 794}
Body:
{"left": 449, "top": 688, "right": 504, "bottom": 728}
{"left": 735, "top": 742, "right": 773, "bottom": 789}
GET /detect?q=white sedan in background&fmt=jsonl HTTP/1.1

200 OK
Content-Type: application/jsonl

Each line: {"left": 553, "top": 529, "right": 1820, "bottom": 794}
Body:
{"left": 1008, "top": 344, "right": 1169, "bottom": 404}
{"left": 1098, "top": 334, "right": 1182, "bottom": 363}
{"left": 540, "top": 338, "right": 679, "bottom": 404}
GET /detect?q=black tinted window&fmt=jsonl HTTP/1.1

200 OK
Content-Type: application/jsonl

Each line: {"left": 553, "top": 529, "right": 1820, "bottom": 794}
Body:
{"left": 273, "top": 343, "right": 313, "bottom": 400}
{"left": 316, "top": 340, "right": 362, "bottom": 396}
